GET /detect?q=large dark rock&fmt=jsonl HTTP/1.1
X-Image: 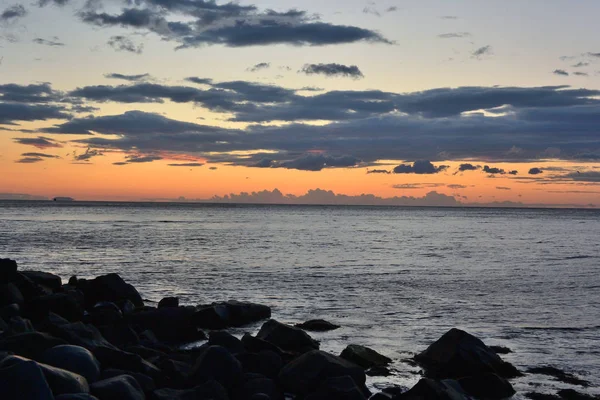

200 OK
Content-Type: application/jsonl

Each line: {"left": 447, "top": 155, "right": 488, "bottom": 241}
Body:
{"left": 92, "top": 346, "right": 162, "bottom": 381}
{"left": 243, "top": 377, "right": 284, "bottom": 400}
{"left": 102, "top": 369, "right": 156, "bottom": 393}
{"left": 279, "top": 350, "right": 366, "bottom": 396}
{"left": 50, "top": 322, "right": 117, "bottom": 350}
{"left": 0, "top": 283, "right": 24, "bottom": 306}
{"left": 55, "top": 395, "right": 100, "bottom": 400}
{"left": 256, "top": 319, "right": 319, "bottom": 353}
{"left": 91, "top": 375, "right": 145, "bottom": 400}
{"left": 20, "top": 271, "right": 62, "bottom": 293}
{"left": 295, "top": 319, "right": 340, "bottom": 332}
{"left": 99, "top": 322, "right": 140, "bottom": 348}
{"left": 192, "top": 301, "right": 271, "bottom": 329}
{"left": 151, "top": 380, "right": 228, "bottom": 400}
{"left": 414, "top": 328, "right": 522, "bottom": 379}
{"left": 396, "top": 378, "right": 469, "bottom": 400}
{"left": 0, "top": 331, "right": 67, "bottom": 359}
{"left": 305, "top": 375, "right": 368, "bottom": 400}
{"left": 128, "top": 306, "right": 203, "bottom": 343}
{"left": 208, "top": 331, "right": 245, "bottom": 355}
{"left": 188, "top": 345, "right": 243, "bottom": 394}
{"left": 457, "top": 373, "right": 516, "bottom": 399}
{"left": 237, "top": 350, "right": 283, "bottom": 379}
{"left": 0, "top": 258, "right": 18, "bottom": 283}
{"left": 0, "top": 357, "right": 54, "bottom": 400}
{"left": 3, "top": 315, "right": 35, "bottom": 335}
{"left": 557, "top": 389, "right": 600, "bottom": 400}
{"left": 28, "top": 293, "right": 85, "bottom": 322}
{"left": 340, "top": 344, "right": 392, "bottom": 369}
{"left": 241, "top": 333, "right": 284, "bottom": 355}
{"left": 158, "top": 297, "right": 178, "bottom": 308}
{"left": 40, "top": 344, "right": 101, "bottom": 383}
{"left": 78, "top": 274, "right": 144, "bottom": 309}
{"left": 87, "top": 302, "right": 123, "bottom": 326}
{"left": 528, "top": 366, "right": 590, "bottom": 387}
{"left": 0, "top": 303, "right": 21, "bottom": 320}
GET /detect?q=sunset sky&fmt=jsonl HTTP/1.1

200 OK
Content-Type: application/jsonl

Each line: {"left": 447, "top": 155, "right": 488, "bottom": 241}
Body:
{"left": 1, "top": 0, "right": 600, "bottom": 206}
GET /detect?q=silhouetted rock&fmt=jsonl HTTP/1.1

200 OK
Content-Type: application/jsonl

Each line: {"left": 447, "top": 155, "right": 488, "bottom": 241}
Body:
{"left": 3, "top": 315, "right": 35, "bottom": 335}
{"left": 91, "top": 375, "right": 145, "bottom": 400}
{"left": 20, "top": 271, "right": 62, "bottom": 293}
{"left": 279, "top": 350, "right": 366, "bottom": 396}
{"left": 305, "top": 375, "right": 368, "bottom": 400}
{"left": 414, "top": 328, "right": 521, "bottom": 379}
{"left": 241, "top": 333, "right": 284, "bottom": 355}
{"left": 256, "top": 319, "right": 319, "bottom": 353}
{"left": 0, "top": 258, "right": 18, "bottom": 283}
{"left": 340, "top": 344, "right": 391, "bottom": 369}
{"left": 193, "top": 300, "right": 271, "bottom": 329}
{"left": 0, "top": 283, "right": 24, "bottom": 306}
{"left": 0, "top": 331, "right": 67, "bottom": 359}
{"left": 208, "top": 330, "right": 245, "bottom": 354}
{"left": 528, "top": 366, "right": 590, "bottom": 387}
{"left": 157, "top": 297, "right": 178, "bottom": 308}
{"left": 0, "top": 357, "right": 54, "bottom": 400}
{"left": 151, "top": 380, "right": 228, "bottom": 400}
{"left": 128, "top": 306, "right": 203, "bottom": 343}
{"left": 102, "top": 369, "right": 156, "bottom": 393}
{"left": 99, "top": 322, "right": 140, "bottom": 348}
{"left": 55, "top": 394, "right": 100, "bottom": 400}
{"left": 87, "top": 302, "right": 123, "bottom": 326}
{"left": 490, "top": 345, "right": 512, "bottom": 354}
{"left": 92, "top": 346, "right": 162, "bottom": 381}
{"left": 50, "top": 322, "right": 117, "bottom": 350}
{"left": 457, "top": 372, "right": 516, "bottom": 399}
{"left": 557, "top": 389, "right": 600, "bottom": 400}
{"left": 396, "top": 378, "right": 469, "bottom": 400}
{"left": 237, "top": 350, "right": 283, "bottom": 379}
{"left": 78, "top": 274, "right": 144, "bottom": 309}
{"left": 28, "top": 293, "right": 85, "bottom": 322}
{"left": 526, "top": 393, "right": 560, "bottom": 400}
{"left": 366, "top": 366, "right": 391, "bottom": 377}
{"left": 0, "top": 303, "right": 21, "bottom": 320}
{"left": 295, "top": 319, "right": 340, "bottom": 332}
{"left": 188, "top": 345, "right": 243, "bottom": 394}
{"left": 40, "top": 345, "right": 101, "bottom": 383}
{"left": 243, "top": 376, "right": 284, "bottom": 400}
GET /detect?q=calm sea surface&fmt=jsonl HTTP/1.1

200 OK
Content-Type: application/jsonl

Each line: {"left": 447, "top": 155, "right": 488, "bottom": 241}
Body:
{"left": 1, "top": 201, "right": 599, "bottom": 396}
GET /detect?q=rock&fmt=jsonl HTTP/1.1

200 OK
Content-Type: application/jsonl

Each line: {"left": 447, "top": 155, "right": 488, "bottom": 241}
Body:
{"left": 340, "top": 344, "right": 392, "bottom": 369}
{"left": 91, "top": 375, "right": 145, "bottom": 400}
{"left": 158, "top": 297, "right": 178, "bottom": 308}
{"left": 55, "top": 395, "right": 100, "bottom": 400}
{"left": 13, "top": 272, "right": 46, "bottom": 301}
{"left": 243, "top": 377, "right": 284, "bottom": 400}
{"left": 295, "top": 319, "right": 340, "bottom": 332}
{"left": 305, "top": 375, "right": 368, "bottom": 400}
{"left": 0, "top": 357, "right": 54, "bottom": 400}
{"left": 40, "top": 345, "right": 101, "bottom": 383}
{"left": 188, "top": 345, "right": 243, "bottom": 394}
{"left": 0, "top": 258, "right": 18, "bottom": 283}
{"left": 241, "top": 333, "right": 284, "bottom": 355}
{"left": 92, "top": 346, "right": 162, "bottom": 381}
{"left": 193, "top": 301, "right": 271, "bottom": 329}
{"left": 237, "top": 350, "right": 283, "bottom": 379}
{"left": 102, "top": 369, "right": 155, "bottom": 393}
{"left": 154, "top": 358, "right": 191, "bottom": 387}
{"left": 50, "top": 322, "right": 117, "bottom": 350}
{"left": 526, "top": 393, "right": 560, "bottom": 400}
{"left": 127, "top": 306, "right": 204, "bottom": 343}
{"left": 28, "top": 293, "right": 85, "bottom": 322}
{"left": 457, "top": 373, "right": 516, "bottom": 399}
{"left": 208, "top": 331, "right": 245, "bottom": 354}
{"left": 366, "top": 366, "right": 391, "bottom": 377}
{"left": 87, "top": 302, "right": 123, "bottom": 326}
{"left": 528, "top": 366, "right": 590, "bottom": 387}
{"left": 396, "top": 378, "right": 469, "bottom": 400}
{"left": 20, "top": 271, "right": 62, "bottom": 293}
{"left": 278, "top": 350, "right": 366, "bottom": 396}
{"left": 151, "top": 380, "right": 228, "bottom": 400}
{"left": 3, "top": 315, "right": 35, "bottom": 335}
{"left": 557, "top": 389, "right": 599, "bottom": 400}
{"left": 0, "top": 283, "right": 24, "bottom": 306}
{"left": 256, "top": 319, "right": 319, "bottom": 353}
{"left": 99, "top": 323, "right": 140, "bottom": 348}
{"left": 78, "top": 274, "right": 144, "bottom": 309}
{"left": 490, "top": 345, "right": 512, "bottom": 354}
{"left": 0, "top": 331, "right": 67, "bottom": 359}
{"left": 414, "top": 328, "right": 522, "bottom": 379}
{"left": 0, "top": 303, "right": 21, "bottom": 320}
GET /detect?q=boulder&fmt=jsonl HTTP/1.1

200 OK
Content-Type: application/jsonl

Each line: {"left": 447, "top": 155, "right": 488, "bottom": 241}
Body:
{"left": 557, "top": 389, "right": 599, "bottom": 400}
{"left": 489, "top": 345, "right": 512, "bottom": 354}
{"left": 0, "top": 331, "right": 67, "bottom": 359}
{"left": 87, "top": 302, "right": 123, "bottom": 326}
{"left": 158, "top": 297, "right": 178, "bottom": 308}
{"left": 151, "top": 380, "right": 228, "bottom": 400}
{"left": 28, "top": 293, "right": 85, "bottom": 322}
{"left": 241, "top": 333, "right": 284, "bottom": 355}
{"left": 3, "top": 315, "right": 35, "bottom": 335}
{"left": 188, "top": 345, "right": 243, "bottom": 393}
{"left": 305, "top": 375, "right": 368, "bottom": 400}
{"left": 91, "top": 375, "right": 145, "bottom": 400}
{"left": 414, "top": 328, "right": 521, "bottom": 379}
{"left": 77, "top": 274, "right": 144, "bottom": 308}
{"left": 55, "top": 395, "right": 100, "bottom": 400}
{"left": 92, "top": 346, "right": 162, "bottom": 381}
{"left": 340, "top": 344, "right": 392, "bottom": 369}
{"left": 457, "top": 373, "right": 516, "bottom": 399}
{"left": 256, "top": 319, "right": 319, "bottom": 353}
{"left": 278, "top": 350, "right": 366, "bottom": 396}
{"left": 50, "top": 322, "right": 117, "bottom": 350}
{"left": 102, "top": 369, "right": 155, "bottom": 393}
{"left": 243, "top": 377, "right": 284, "bottom": 400}
{"left": 20, "top": 271, "right": 62, "bottom": 293}
{"left": 0, "top": 357, "right": 54, "bottom": 400}
{"left": 193, "top": 301, "right": 271, "bottom": 329}
{"left": 0, "top": 258, "right": 18, "bottom": 283}
{"left": 0, "top": 283, "right": 24, "bottom": 306}
{"left": 99, "top": 323, "right": 140, "bottom": 348}
{"left": 528, "top": 366, "right": 590, "bottom": 387}
{"left": 208, "top": 331, "right": 245, "bottom": 354}
{"left": 237, "top": 350, "right": 283, "bottom": 379}
{"left": 40, "top": 345, "right": 101, "bottom": 383}
{"left": 396, "top": 378, "right": 469, "bottom": 400}
{"left": 366, "top": 366, "right": 392, "bottom": 377}
{"left": 127, "top": 306, "right": 203, "bottom": 343}
{"left": 295, "top": 319, "right": 340, "bottom": 332}
{"left": 0, "top": 303, "right": 21, "bottom": 320}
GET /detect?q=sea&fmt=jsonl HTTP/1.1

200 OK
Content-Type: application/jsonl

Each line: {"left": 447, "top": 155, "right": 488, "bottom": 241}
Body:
{"left": 1, "top": 201, "right": 599, "bottom": 397}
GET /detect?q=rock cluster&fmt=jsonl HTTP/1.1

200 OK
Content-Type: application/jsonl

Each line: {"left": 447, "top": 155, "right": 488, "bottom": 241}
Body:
{"left": 1, "top": 258, "right": 594, "bottom": 400}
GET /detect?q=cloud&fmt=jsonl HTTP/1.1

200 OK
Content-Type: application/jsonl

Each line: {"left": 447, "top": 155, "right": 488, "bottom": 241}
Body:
{"left": 104, "top": 73, "right": 151, "bottom": 82}
{"left": 393, "top": 183, "right": 444, "bottom": 189}
{"left": 508, "top": 170, "right": 518, "bottom": 175}
{"left": 185, "top": 77, "right": 213, "bottom": 85}
{"left": 0, "top": 102, "right": 70, "bottom": 124}
{"left": 447, "top": 184, "right": 467, "bottom": 189}
{"left": 584, "top": 52, "right": 600, "bottom": 58}
{"left": 21, "top": 152, "right": 59, "bottom": 158}
{"left": 277, "top": 153, "right": 360, "bottom": 171}
{"left": 1, "top": 5, "right": 27, "bottom": 21}
{"left": 15, "top": 157, "right": 45, "bottom": 163}
{"left": 36, "top": 0, "right": 69, "bottom": 6}
{"left": 108, "top": 36, "right": 143, "bottom": 54}
{"left": 168, "top": 162, "right": 204, "bottom": 167}
{"left": 300, "top": 63, "right": 364, "bottom": 79}
{"left": 528, "top": 167, "right": 543, "bottom": 175}
{"left": 440, "top": 16, "right": 458, "bottom": 20}
{"left": 367, "top": 169, "right": 390, "bottom": 174}
{"left": 496, "top": 186, "right": 511, "bottom": 190}
{"left": 572, "top": 62, "right": 589, "bottom": 68}
{"left": 563, "top": 171, "right": 600, "bottom": 182}
{"left": 33, "top": 37, "right": 64, "bottom": 46}
{"left": 74, "top": 147, "right": 103, "bottom": 161}
{"left": 553, "top": 69, "right": 569, "bottom": 76}
{"left": 0, "top": 82, "right": 60, "bottom": 103}
{"left": 574, "top": 72, "right": 589, "bottom": 77}
{"left": 472, "top": 45, "right": 492, "bottom": 58}
{"left": 457, "top": 163, "right": 480, "bottom": 172}
{"left": 438, "top": 32, "right": 471, "bottom": 39}
{"left": 126, "top": 155, "right": 163, "bottom": 163}
{"left": 386, "top": 6, "right": 398, "bottom": 13}
{"left": 393, "top": 160, "right": 448, "bottom": 174}
{"left": 13, "top": 136, "right": 63, "bottom": 149}
{"left": 363, "top": 7, "right": 380, "bottom": 17}
{"left": 483, "top": 165, "right": 506, "bottom": 174}
{"left": 247, "top": 62, "right": 270, "bottom": 72}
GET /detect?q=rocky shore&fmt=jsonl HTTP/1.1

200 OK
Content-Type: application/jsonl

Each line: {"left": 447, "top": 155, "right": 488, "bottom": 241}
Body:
{"left": 0, "top": 258, "right": 596, "bottom": 400}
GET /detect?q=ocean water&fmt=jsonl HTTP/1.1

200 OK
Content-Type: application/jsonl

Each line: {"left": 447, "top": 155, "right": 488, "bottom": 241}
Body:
{"left": 0, "top": 201, "right": 599, "bottom": 397}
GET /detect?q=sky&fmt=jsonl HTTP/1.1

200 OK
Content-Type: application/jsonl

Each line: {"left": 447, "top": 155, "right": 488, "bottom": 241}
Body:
{"left": 1, "top": 0, "right": 600, "bottom": 206}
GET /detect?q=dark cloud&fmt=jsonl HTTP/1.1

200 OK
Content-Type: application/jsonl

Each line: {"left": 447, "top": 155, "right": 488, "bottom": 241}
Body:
{"left": 15, "top": 157, "right": 45, "bottom": 163}
{"left": 585, "top": 52, "right": 600, "bottom": 58}
{"left": 74, "top": 147, "right": 103, "bottom": 161}
{"left": 393, "top": 160, "right": 448, "bottom": 174}
{"left": 496, "top": 186, "right": 511, "bottom": 190}
{"left": 33, "top": 37, "right": 65, "bottom": 46}
{"left": 278, "top": 154, "right": 360, "bottom": 171}
{"left": 1, "top": 5, "right": 27, "bottom": 21}
{"left": 300, "top": 63, "right": 364, "bottom": 79}
{"left": 393, "top": 183, "right": 444, "bottom": 189}
{"left": 438, "top": 32, "right": 470, "bottom": 39}
{"left": 168, "top": 162, "right": 204, "bottom": 167}
{"left": 483, "top": 165, "right": 505, "bottom": 174}
{"left": 472, "top": 45, "right": 492, "bottom": 58}
{"left": 185, "top": 77, "right": 213, "bottom": 85}
{"left": 104, "top": 73, "right": 151, "bottom": 82}
{"left": 209, "top": 166, "right": 217, "bottom": 170}
{"left": 108, "top": 35, "right": 143, "bottom": 54}
{"left": 553, "top": 69, "right": 569, "bottom": 76}
{"left": 251, "top": 158, "right": 274, "bottom": 168}
{"left": 574, "top": 72, "right": 589, "bottom": 77}
{"left": 563, "top": 171, "right": 600, "bottom": 182}
{"left": 36, "top": 0, "right": 69, "bottom": 6}
{"left": 386, "top": 6, "right": 398, "bottom": 12}
{"left": 572, "top": 62, "right": 589, "bottom": 68}
{"left": 13, "top": 136, "right": 62, "bottom": 149}
{"left": 0, "top": 102, "right": 70, "bottom": 124}
{"left": 457, "top": 163, "right": 480, "bottom": 172}
{"left": 126, "top": 155, "right": 163, "bottom": 163}
{"left": 447, "top": 184, "right": 467, "bottom": 189}
{"left": 247, "top": 62, "right": 270, "bottom": 72}
{"left": 21, "top": 152, "right": 59, "bottom": 158}
{"left": 509, "top": 170, "right": 518, "bottom": 175}
{"left": 367, "top": 169, "right": 390, "bottom": 174}
{"left": 528, "top": 167, "right": 543, "bottom": 175}
{"left": 0, "top": 83, "right": 59, "bottom": 103}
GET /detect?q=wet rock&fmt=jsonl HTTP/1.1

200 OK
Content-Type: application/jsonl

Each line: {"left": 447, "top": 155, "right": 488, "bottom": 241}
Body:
{"left": 102, "top": 369, "right": 155, "bottom": 393}
{"left": 128, "top": 306, "right": 203, "bottom": 343}
{"left": 0, "top": 283, "right": 24, "bottom": 306}
{"left": 557, "top": 389, "right": 599, "bottom": 400}
{"left": 193, "top": 300, "right": 271, "bottom": 329}
{"left": 188, "top": 345, "right": 243, "bottom": 394}
{"left": 237, "top": 350, "right": 283, "bottom": 379}
{"left": 305, "top": 375, "right": 368, "bottom": 400}
{"left": 279, "top": 350, "right": 366, "bottom": 396}
{"left": 295, "top": 319, "right": 340, "bottom": 332}
{"left": 208, "top": 330, "right": 245, "bottom": 355}
{"left": 78, "top": 274, "right": 144, "bottom": 309}
{"left": 396, "top": 378, "right": 469, "bottom": 400}
{"left": 20, "top": 271, "right": 62, "bottom": 293}
{"left": 457, "top": 372, "right": 516, "bottom": 400}
{"left": 414, "top": 328, "right": 521, "bottom": 379}
{"left": 490, "top": 345, "right": 512, "bottom": 354}
{"left": 91, "top": 375, "right": 145, "bottom": 400}
{"left": 40, "top": 345, "right": 101, "bottom": 383}
{"left": 0, "top": 357, "right": 54, "bottom": 400}
{"left": 528, "top": 366, "right": 590, "bottom": 387}
{"left": 158, "top": 297, "right": 178, "bottom": 308}
{"left": 0, "top": 331, "right": 67, "bottom": 359}
{"left": 256, "top": 319, "right": 319, "bottom": 353}
{"left": 340, "top": 344, "right": 392, "bottom": 369}
{"left": 366, "top": 366, "right": 391, "bottom": 377}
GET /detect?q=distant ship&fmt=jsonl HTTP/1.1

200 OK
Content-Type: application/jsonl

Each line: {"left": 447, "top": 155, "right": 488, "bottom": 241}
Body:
{"left": 53, "top": 197, "right": 75, "bottom": 202}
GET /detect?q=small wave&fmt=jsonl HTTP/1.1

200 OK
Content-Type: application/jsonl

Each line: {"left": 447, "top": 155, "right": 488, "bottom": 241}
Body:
{"left": 521, "top": 326, "right": 600, "bottom": 332}
{"left": 563, "top": 255, "right": 595, "bottom": 260}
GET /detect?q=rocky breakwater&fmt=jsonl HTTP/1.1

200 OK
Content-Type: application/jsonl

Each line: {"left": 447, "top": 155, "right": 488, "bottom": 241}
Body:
{"left": 0, "top": 257, "right": 597, "bottom": 400}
